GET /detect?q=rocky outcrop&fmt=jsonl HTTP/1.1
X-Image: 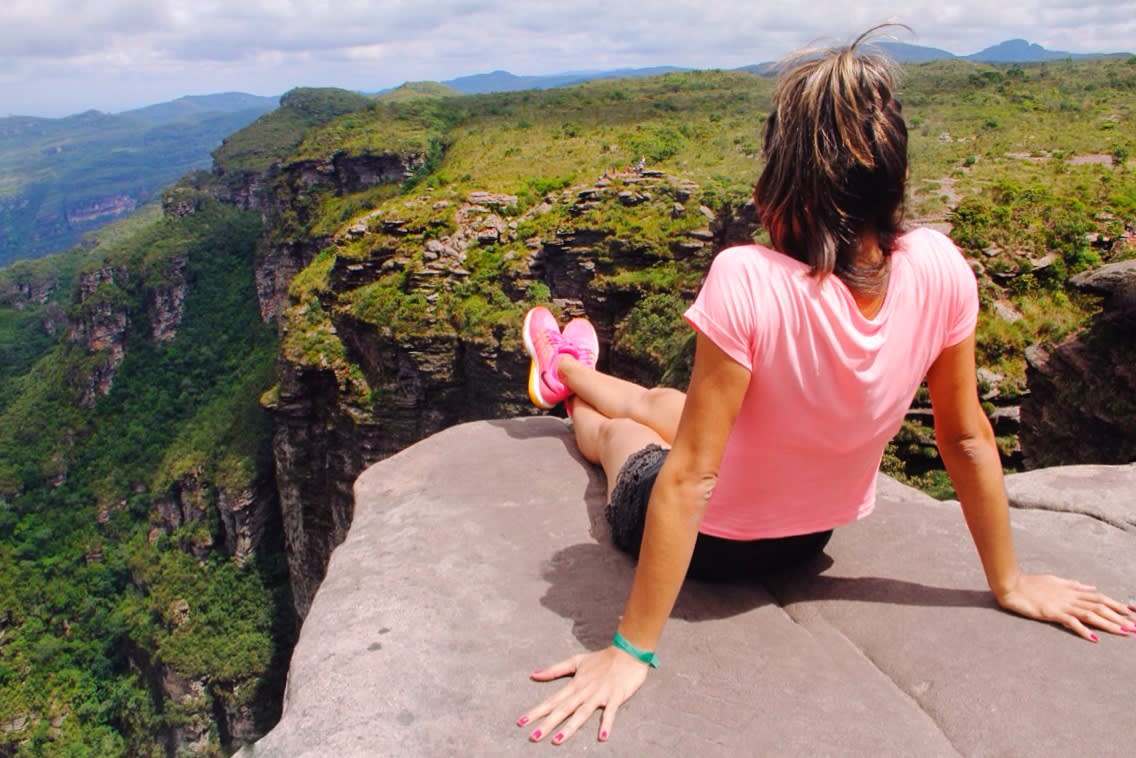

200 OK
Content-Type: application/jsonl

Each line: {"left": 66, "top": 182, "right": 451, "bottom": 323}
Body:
{"left": 254, "top": 238, "right": 326, "bottom": 322}
{"left": 290, "top": 152, "right": 424, "bottom": 195}
{"left": 250, "top": 152, "right": 426, "bottom": 322}
{"left": 1022, "top": 260, "right": 1136, "bottom": 467}
{"left": 144, "top": 252, "right": 188, "bottom": 343}
{"left": 151, "top": 470, "right": 275, "bottom": 564}
{"left": 65, "top": 194, "right": 138, "bottom": 226}
{"left": 214, "top": 170, "right": 271, "bottom": 213}
{"left": 240, "top": 418, "right": 1136, "bottom": 757}
{"left": 67, "top": 266, "right": 130, "bottom": 406}
{"left": 65, "top": 254, "right": 192, "bottom": 404}
{"left": 0, "top": 270, "right": 56, "bottom": 309}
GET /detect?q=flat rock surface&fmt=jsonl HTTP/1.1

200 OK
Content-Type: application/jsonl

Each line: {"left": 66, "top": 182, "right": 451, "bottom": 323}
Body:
{"left": 242, "top": 418, "right": 1136, "bottom": 757}
{"left": 1004, "top": 463, "right": 1136, "bottom": 532}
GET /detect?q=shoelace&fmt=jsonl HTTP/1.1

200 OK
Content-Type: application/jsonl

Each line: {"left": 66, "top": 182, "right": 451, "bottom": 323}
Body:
{"left": 538, "top": 328, "right": 565, "bottom": 353}
{"left": 574, "top": 345, "right": 595, "bottom": 366}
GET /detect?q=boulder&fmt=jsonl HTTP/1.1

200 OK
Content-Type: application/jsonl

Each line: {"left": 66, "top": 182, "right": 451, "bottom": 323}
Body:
{"left": 1022, "top": 260, "right": 1136, "bottom": 467}
{"left": 1004, "top": 464, "right": 1136, "bottom": 533}
{"left": 241, "top": 418, "right": 1135, "bottom": 757}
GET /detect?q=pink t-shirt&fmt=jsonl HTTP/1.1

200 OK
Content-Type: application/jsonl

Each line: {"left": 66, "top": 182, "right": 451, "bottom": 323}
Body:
{"left": 684, "top": 227, "right": 979, "bottom": 540}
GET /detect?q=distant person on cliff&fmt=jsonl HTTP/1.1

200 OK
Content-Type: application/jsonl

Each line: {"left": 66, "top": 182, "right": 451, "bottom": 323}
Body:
{"left": 514, "top": 27, "right": 1136, "bottom": 747}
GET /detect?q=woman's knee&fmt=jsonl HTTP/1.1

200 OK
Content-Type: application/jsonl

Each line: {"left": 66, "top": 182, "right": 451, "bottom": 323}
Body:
{"left": 598, "top": 417, "right": 646, "bottom": 449}
{"left": 632, "top": 387, "right": 685, "bottom": 425}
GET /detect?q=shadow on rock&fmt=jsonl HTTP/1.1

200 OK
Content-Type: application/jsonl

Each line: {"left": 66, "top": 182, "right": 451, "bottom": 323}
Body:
{"left": 541, "top": 541, "right": 995, "bottom": 652}
{"left": 769, "top": 566, "right": 996, "bottom": 611}
{"left": 538, "top": 542, "right": 806, "bottom": 651}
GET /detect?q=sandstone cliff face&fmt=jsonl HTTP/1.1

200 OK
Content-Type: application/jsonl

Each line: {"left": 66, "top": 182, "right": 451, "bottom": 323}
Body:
{"left": 65, "top": 193, "right": 139, "bottom": 226}
{"left": 1022, "top": 260, "right": 1136, "bottom": 466}
{"left": 67, "top": 265, "right": 131, "bottom": 406}
{"left": 150, "top": 469, "right": 276, "bottom": 565}
{"left": 65, "top": 251, "right": 192, "bottom": 405}
{"left": 224, "top": 151, "right": 426, "bottom": 321}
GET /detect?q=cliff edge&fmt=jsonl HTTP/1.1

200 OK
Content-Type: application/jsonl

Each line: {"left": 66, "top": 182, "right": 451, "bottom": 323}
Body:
{"left": 241, "top": 417, "right": 1135, "bottom": 757}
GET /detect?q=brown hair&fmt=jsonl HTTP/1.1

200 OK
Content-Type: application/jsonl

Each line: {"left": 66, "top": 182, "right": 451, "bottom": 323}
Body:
{"left": 754, "top": 25, "right": 909, "bottom": 294}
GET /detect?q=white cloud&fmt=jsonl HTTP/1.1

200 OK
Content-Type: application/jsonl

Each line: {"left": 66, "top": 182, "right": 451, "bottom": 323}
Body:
{"left": 1, "top": 1, "right": 1133, "bottom": 116}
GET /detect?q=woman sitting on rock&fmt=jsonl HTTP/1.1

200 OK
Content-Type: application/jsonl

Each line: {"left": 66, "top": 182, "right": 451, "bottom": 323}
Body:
{"left": 515, "top": 28, "right": 1136, "bottom": 746}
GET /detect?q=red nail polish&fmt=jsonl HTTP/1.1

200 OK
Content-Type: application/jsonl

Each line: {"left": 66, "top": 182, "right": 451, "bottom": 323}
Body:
{"left": 531, "top": 668, "right": 542, "bottom": 676}
{"left": 530, "top": 730, "right": 542, "bottom": 741}
{"left": 553, "top": 733, "right": 565, "bottom": 744}
{"left": 1089, "top": 632, "right": 1099, "bottom": 642}
{"left": 517, "top": 715, "right": 528, "bottom": 726}
{"left": 600, "top": 730, "right": 609, "bottom": 740}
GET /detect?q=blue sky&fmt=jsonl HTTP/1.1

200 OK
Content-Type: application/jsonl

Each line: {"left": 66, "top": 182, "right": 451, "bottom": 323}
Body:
{"left": 3, "top": 0, "right": 1134, "bottom": 117}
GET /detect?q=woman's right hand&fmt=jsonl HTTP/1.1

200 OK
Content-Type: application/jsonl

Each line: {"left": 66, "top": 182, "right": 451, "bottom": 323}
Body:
{"left": 995, "top": 572, "right": 1136, "bottom": 641}
{"left": 516, "top": 646, "right": 650, "bottom": 745}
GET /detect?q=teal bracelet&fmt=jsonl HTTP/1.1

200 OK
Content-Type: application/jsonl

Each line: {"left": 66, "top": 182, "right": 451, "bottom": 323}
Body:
{"left": 612, "top": 630, "right": 659, "bottom": 668}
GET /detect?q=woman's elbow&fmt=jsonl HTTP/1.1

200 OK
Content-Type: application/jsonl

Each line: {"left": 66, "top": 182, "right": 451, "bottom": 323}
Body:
{"left": 658, "top": 467, "right": 718, "bottom": 521}
{"left": 935, "top": 414, "right": 997, "bottom": 464}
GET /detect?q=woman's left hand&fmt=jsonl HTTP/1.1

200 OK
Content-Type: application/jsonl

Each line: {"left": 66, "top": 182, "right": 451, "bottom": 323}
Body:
{"left": 515, "top": 646, "right": 649, "bottom": 745}
{"left": 995, "top": 572, "right": 1136, "bottom": 641}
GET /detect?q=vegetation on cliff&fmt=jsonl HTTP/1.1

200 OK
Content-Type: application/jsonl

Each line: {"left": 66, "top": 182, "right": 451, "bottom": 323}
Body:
{"left": 0, "top": 197, "right": 286, "bottom": 754}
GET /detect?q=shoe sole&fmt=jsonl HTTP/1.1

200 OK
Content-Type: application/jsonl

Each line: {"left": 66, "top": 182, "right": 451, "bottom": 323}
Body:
{"left": 523, "top": 308, "right": 555, "bottom": 410}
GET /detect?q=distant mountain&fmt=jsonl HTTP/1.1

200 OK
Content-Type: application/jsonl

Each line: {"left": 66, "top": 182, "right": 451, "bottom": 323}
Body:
{"left": 964, "top": 38, "right": 1132, "bottom": 62}
{"left": 441, "top": 66, "right": 690, "bottom": 95}
{"left": 120, "top": 92, "right": 280, "bottom": 124}
{"left": 740, "top": 39, "right": 1133, "bottom": 71}
{"left": 0, "top": 94, "right": 277, "bottom": 266}
{"left": 378, "top": 81, "right": 461, "bottom": 102}
{"left": 877, "top": 41, "right": 960, "bottom": 63}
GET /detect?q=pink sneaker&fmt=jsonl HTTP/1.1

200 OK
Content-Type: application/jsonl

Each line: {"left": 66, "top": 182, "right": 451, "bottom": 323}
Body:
{"left": 523, "top": 307, "right": 570, "bottom": 409}
{"left": 562, "top": 318, "right": 599, "bottom": 370}
{"left": 560, "top": 317, "right": 599, "bottom": 418}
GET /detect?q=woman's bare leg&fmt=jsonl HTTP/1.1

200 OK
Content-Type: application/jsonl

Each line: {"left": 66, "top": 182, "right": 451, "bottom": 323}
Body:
{"left": 557, "top": 356, "right": 686, "bottom": 446}
{"left": 569, "top": 396, "right": 668, "bottom": 501}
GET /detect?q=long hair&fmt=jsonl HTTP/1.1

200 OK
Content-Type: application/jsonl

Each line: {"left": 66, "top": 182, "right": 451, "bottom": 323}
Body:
{"left": 754, "top": 25, "right": 909, "bottom": 294}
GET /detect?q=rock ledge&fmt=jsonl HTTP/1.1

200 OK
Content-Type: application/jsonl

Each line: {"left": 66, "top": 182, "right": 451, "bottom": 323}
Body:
{"left": 242, "top": 418, "right": 1135, "bottom": 757}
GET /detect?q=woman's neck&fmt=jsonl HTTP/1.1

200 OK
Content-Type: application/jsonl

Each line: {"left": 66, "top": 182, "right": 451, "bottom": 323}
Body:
{"left": 839, "top": 231, "right": 890, "bottom": 318}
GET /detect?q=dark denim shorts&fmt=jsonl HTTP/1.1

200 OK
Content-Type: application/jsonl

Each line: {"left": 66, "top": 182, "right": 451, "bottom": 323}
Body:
{"left": 604, "top": 444, "right": 832, "bottom": 582}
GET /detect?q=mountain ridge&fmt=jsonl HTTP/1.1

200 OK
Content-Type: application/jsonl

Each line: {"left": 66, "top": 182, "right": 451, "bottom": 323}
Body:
{"left": 12, "top": 38, "right": 1132, "bottom": 123}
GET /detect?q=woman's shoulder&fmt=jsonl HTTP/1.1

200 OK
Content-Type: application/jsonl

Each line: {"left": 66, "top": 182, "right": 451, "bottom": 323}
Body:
{"left": 896, "top": 227, "right": 972, "bottom": 275}
{"left": 712, "top": 243, "right": 807, "bottom": 278}
{"left": 894, "top": 227, "right": 978, "bottom": 315}
{"left": 897, "top": 226, "right": 964, "bottom": 260}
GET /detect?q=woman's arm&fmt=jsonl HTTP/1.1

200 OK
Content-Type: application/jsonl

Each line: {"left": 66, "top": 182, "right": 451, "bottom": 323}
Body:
{"left": 618, "top": 333, "right": 751, "bottom": 652}
{"left": 926, "top": 335, "right": 1136, "bottom": 640}
{"left": 519, "top": 333, "right": 751, "bottom": 744}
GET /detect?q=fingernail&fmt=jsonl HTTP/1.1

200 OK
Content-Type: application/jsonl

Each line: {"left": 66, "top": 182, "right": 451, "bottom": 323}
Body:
{"left": 1089, "top": 632, "right": 1099, "bottom": 642}
{"left": 516, "top": 715, "right": 528, "bottom": 726}
{"left": 600, "top": 730, "right": 609, "bottom": 741}
{"left": 552, "top": 733, "right": 565, "bottom": 744}
{"left": 530, "top": 730, "right": 542, "bottom": 741}
{"left": 531, "top": 668, "right": 542, "bottom": 676}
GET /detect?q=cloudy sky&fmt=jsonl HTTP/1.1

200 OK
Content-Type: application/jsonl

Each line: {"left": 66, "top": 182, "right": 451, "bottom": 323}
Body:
{"left": 3, "top": 1, "right": 1134, "bottom": 118}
